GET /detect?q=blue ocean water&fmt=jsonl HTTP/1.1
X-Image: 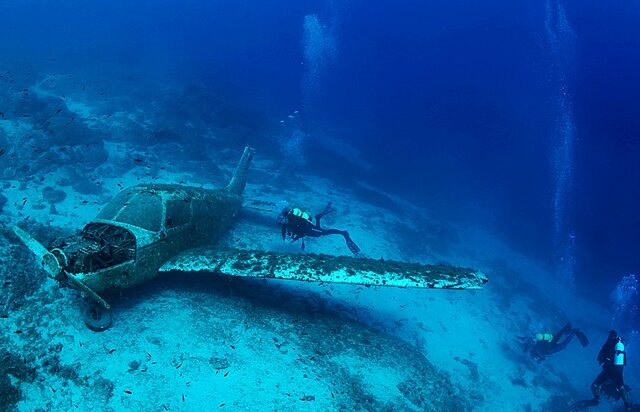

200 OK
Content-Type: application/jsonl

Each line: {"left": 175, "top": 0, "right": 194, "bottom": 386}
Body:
{"left": 1, "top": 0, "right": 639, "bottom": 410}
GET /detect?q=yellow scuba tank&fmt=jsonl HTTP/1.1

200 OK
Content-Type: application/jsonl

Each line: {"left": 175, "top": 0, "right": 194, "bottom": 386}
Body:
{"left": 535, "top": 333, "right": 554, "bottom": 342}
{"left": 291, "top": 208, "right": 313, "bottom": 223}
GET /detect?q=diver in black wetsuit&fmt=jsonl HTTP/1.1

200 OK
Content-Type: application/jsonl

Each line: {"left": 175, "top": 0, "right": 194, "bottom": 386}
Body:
{"left": 519, "top": 323, "right": 589, "bottom": 362}
{"left": 591, "top": 330, "right": 631, "bottom": 409}
{"left": 276, "top": 201, "right": 361, "bottom": 255}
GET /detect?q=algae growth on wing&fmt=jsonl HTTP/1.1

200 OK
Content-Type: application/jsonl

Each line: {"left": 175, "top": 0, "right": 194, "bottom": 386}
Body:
{"left": 160, "top": 248, "right": 488, "bottom": 289}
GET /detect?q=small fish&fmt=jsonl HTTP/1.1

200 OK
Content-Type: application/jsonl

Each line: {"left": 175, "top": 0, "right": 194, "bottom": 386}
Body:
{"left": 229, "top": 345, "right": 235, "bottom": 350}
{"left": 22, "top": 198, "right": 27, "bottom": 205}
{"left": 224, "top": 371, "right": 229, "bottom": 377}
{"left": 3, "top": 281, "right": 12, "bottom": 286}
{"left": 0, "top": 315, "right": 8, "bottom": 319}
{"left": 133, "top": 158, "right": 143, "bottom": 163}
{"left": 14, "top": 330, "right": 23, "bottom": 334}
{"left": 219, "top": 404, "right": 226, "bottom": 407}
{"left": 108, "top": 349, "right": 116, "bottom": 354}
{"left": 56, "top": 109, "right": 62, "bottom": 113}
{"left": 182, "top": 394, "right": 185, "bottom": 402}
{"left": 124, "top": 390, "right": 132, "bottom": 395}
{"left": 176, "top": 362, "right": 182, "bottom": 369}
{"left": 145, "top": 351, "right": 152, "bottom": 358}
{"left": 162, "top": 405, "right": 168, "bottom": 411}
{"left": 50, "top": 385, "right": 56, "bottom": 393}
{"left": 0, "top": 148, "right": 4, "bottom": 157}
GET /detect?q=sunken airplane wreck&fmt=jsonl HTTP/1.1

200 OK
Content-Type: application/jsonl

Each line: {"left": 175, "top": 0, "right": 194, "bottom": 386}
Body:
{"left": 13, "top": 146, "right": 488, "bottom": 330}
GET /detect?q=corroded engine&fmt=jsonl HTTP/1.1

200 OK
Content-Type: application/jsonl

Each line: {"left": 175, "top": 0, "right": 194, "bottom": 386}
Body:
{"left": 48, "top": 223, "right": 135, "bottom": 274}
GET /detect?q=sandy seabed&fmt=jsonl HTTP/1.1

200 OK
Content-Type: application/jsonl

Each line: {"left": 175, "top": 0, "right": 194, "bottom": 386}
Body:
{"left": 0, "top": 69, "right": 634, "bottom": 412}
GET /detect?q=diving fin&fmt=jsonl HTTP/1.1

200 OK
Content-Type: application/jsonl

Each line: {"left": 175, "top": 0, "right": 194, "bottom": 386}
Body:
{"left": 321, "top": 201, "right": 334, "bottom": 215}
{"left": 346, "top": 237, "right": 361, "bottom": 255}
{"left": 568, "top": 398, "right": 599, "bottom": 412}
{"left": 574, "top": 329, "right": 590, "bottom": 347}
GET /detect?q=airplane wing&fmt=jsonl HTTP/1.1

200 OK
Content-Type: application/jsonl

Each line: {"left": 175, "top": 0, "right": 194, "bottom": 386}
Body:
{"left": 159, "top": 248, "right": 488, "bottom": 290}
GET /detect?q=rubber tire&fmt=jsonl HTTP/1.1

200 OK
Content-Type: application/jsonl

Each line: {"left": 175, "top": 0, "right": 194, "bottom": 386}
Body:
{"left": 82, "top": 304, "right": 113, "bottom": 332}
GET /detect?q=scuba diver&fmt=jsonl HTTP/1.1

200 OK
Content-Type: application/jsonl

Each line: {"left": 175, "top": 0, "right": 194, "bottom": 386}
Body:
{"left": 276, "top": 201, "right": 361, "bottom": 255}
{"left": 519, "top": 323, "right": 589, "bottom": 362}
{"left": 569, "top": 330, "right": 634, "bottom": 411}
{"left": 591, "top": 330, "right": 631, "bottom": 409}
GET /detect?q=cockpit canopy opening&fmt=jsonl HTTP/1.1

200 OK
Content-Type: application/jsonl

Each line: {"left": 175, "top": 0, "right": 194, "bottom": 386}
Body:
{"left": 96, "top": 191, "right": 162, "bottom": 232}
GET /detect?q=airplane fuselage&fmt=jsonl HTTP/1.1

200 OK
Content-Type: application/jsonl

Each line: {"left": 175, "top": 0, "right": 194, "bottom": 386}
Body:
{"left": 69, "top": 184, "right": 243, "bottom": 293}
{"left": 13, "top": 146, "right": 255, "bottom": 310}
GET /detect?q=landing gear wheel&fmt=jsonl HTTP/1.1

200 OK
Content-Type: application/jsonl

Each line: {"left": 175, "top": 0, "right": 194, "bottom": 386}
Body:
{"left": 82, "top": 303, "right": 113, "bottom": 332}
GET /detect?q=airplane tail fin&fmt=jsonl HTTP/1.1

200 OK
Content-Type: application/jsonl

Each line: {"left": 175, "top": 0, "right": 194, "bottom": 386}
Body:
{"left": 225, "top": 146, "right": 255, "bottom": 196}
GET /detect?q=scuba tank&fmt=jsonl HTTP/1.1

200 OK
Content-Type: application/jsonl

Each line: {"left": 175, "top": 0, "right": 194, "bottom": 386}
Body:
{"left": 291, "top": 208, "right": 313, "bottom": 222}
{"left": 613, "top": 338, "right": 626, "bottom": 366}
{"left": 535, "top": 333, "right": 554, "bottom": 342}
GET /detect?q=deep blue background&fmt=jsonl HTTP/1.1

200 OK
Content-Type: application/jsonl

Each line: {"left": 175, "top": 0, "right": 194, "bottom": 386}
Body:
{"left": 1, "top": 0, "right": 638, "bottom": 301}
